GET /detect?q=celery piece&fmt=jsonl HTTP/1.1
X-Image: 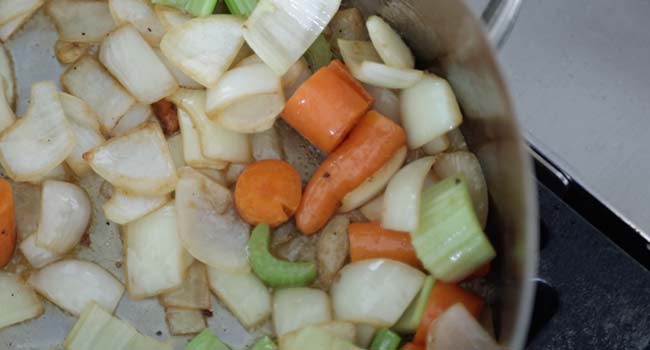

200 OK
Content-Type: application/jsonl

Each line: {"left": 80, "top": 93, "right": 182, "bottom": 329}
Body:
{"left": 281, "top": 326, "right": 364, "bottom": 350}
{"left": 410, "top": 176, "right": 496, "bottom": 282}
{"left": 152, "top": 0, "right": 218, "bottom": 17}
{"left": 185, "top": 329, "right": 230, "bottom": 350}
{"left": 250, "top": 335, "right": 278, "bottom": 350}
{"left": 248, "top": 224, "right": 317, "bottom": 288}
{"left": 305, "top": 34, "right": 333, "bottom": 71}
{"left": 224, "top": 0, "right": 257, "bottom": 17}
{"left": 392, "top": 276, "right": 435, "bottom": 334}
{"left": 369, "top": 328, "right": 401, "bottom": 350}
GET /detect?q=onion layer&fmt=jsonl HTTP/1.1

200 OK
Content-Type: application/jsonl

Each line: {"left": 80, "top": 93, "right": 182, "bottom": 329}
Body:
{"left": 109, "top": 0, "right": 166, "bottom": 46}
{"left": 45, "top": 0, "right": 116, "bottom": 42}
{"left": 160, "top": 262, "right": 210, "bottom": 310}
{"left": 0, "top": 0, "right": 44, "bottom": 26}
{"left": 103, "top": 189, "right": 170, "bottom": 225}
{"left": 273, "top": 287, "right": 332, "bottom": 337}
{"left": 19, "top": 234, "right": 62, "bottom": 269}
{"left": 0, "top": 45, "right": 15, "bottom": 108}
{"left": 28, "top": 260, "right": 124, "bottom": 316}
{"left": 154, "top": 4, "right": 191, "bottom": 31}
{"left": 177, "top": 108, "right": 228, "bottom": 169}
{"left": 366, "top": 16, "right": 414, "bottom": 69}
{"left": 110, "top": 103, "right": 152, "bottom": 136}
{"left": 60, "top": 93, "right": 106, "bottom": 177}
{"left": 0, "top": 73, "right": 16, "bottom": 133}
{"left": 0, "top": 272, "right": 43, "bottom": 330}
{"left": 426, "top": 304, "right": 501, "bottom": 350}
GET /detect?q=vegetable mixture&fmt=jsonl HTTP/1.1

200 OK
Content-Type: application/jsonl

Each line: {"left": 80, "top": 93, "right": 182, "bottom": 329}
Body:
{"left": 0, "top": 0, "right": 502, "bottom": 349}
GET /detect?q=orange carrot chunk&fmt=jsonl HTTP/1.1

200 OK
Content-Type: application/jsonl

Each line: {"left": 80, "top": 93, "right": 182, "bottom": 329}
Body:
{"left": 296, "top": 111, "right": 405, "bottom": 234}
{"left": 467, "top": 261, "right": 492, "bottom": 280}
{"left": 413, "top": 282, "right": 484, "bottom": 344}
{"left": 234, "top": 160, "right": 302, "bottom": 228}
{"left": 0, "top": 179, "right": 16, "bottom": 268}
{"left": 281, "top": 60, "right": 374, "bottom": 153}
{"left": 348, "top": 222, "right": 421, "bottom": 268}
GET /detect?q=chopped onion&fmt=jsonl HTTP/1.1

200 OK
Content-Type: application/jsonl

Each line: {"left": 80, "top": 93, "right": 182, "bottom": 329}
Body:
{"left": 12, "top": 182, "right": 41, "bottom": 241}
{"left": 28, "top": 164, "right": 71, "bottom": 184}
{"left": 154, "top": 4, "right": 191, "bottom": 31}
{"left": 55, "top": 40, "right": 90, "bottom": 64}
{"left": 366, "top": 16, "right": 415, "bottom": 69}
{"left": 103, "top": 189, "right": 170, "bottom": 225}
{"left": 110, "top": 103, "right": 152, "bottom": 136}
{"left": 0, "top": 74, "right": 16, "bottom": 133}
{"left": 176, "top": 167, "right": 250, "bottom": 272}
{"left": 154, "top": 48, "right": 202, "bottom": 89}
{"left": 165, "top": 307, "right": 206, "bottom": 336}
{"left": 359, "top": 194, "right": 383, "bottom": 222}
{"left": 109, "top": 0, "right": 166, "bottom": 46}
{"left": 273, "top": 287, "right": 332, "bottom": 337}
{"left": 426, "top": 304, "right": 502, "bottom": 350}
{"left": 0, "top": 0, "right": 43, "bottom": 26}
{"left": 0, "top": 272, "right": 43, "bottom": 330}
{"left": 170, "top": 89, "right": 251, "bottom": 163}
{"left": 283, "top": 61, "right": 312, "bottom": 99}
{"left": 338, "top": 39, "right": 422, "bottom": 89}
{"left": 160, "top": 15, "right": 245, "bottom": 87}
{"left": 331, "top": 259, "right": 425, "bottom": 327}
{"left": 196, "top": 168, "right": 227, "bottom": 186}
{"left": 432, "top": 151, "right": 489, "bottom": 228}
{"left": 225, "top": 163, "right": 247, "bottom": 185}
{"left": 355, "top": 324, "right": 376, "bottom": 348}
{"left": 62, "top": 56, "right": 136, "bottom": 133}
{"left": 84, "top": 121, "right": 178, "bottom": 195}
{"left": 124, "top": 203, "right": 186, "bottom": 298}
{"left": 160, "top": 262, "right": 210, "bottom": 310}
{"left": 59, "top": 93, "right": 101, "bottom": 132}
{"left": 35, "top": 181, "right": 91, "bottom": 254}
{"left": 401, "top": 74, "right": 463, "bottom": 148}
{"left": 60, "top": 93, "right": 106, "bottom": 176}
{"left": 45, "top": 0, "right": 116, "bottom": 42}
{"left": 207, "top": 267, "right": 272, "bottom": 328}
{"left": 0, "top": 81, "right": 75, "bottom": 182}
{"left": 177, "top": 108, "right": 228, "bottom": 169}
{"left": 19, "top": 234, "right": 62, "bottom": 269}
{"left": 362, "top": 84, "right": 400, "bottom": 123}
{"left": 422, "top": 135, "right": 450, "bottom": 155}
{"left": 382, "top": 157, "right": 436, "bottom": 232}
{"left": 28, "top": 260, "right": 124, "bottom": 315}
{"left": 243, "top": 0, "right": 341, "bottom": 75}
{"left": 167, "top": 133, "right": 186, "bottom": 168}
{"left": 340, "top": 146, "right": 407, "bottom": 213}
{"left": 206, "top": 63, "right": 284, "bottom": 133}
{"left": 0, "top": 45, "right": 15, "bottom": 108}
{"left": 100, "top": 25, "right": 178, "bottom": 104}
{"left": 0, "top": 12, "right": 30, "bottom": 42}
{"left": 314, "top": 321, "right": 357, "bottom": 342}
{"left": 279, "top": 324, "right": 363, "bottom": 350}
{"left": 235, "top": 54, "right": 263, "bottom": 67}
{"left": 252, "top": 126, "right": 284, "bottom": 161}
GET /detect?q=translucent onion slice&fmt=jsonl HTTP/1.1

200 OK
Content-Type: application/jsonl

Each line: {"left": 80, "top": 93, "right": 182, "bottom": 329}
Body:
{"left": 273, "top": 287, "right": 332, "bottom": 337}
{"left": 85, "top": 121, "right": 178, "bottom": 195}
{"left": 338, "top": 39, "right": 422, "bottom": 89}
{"left": 355, "top": 324, "right": 376, "bottom": 348}
{"left": 62, "top": 56, "right": 136, "bottom": 133}
{"left": 0, "top": 45, "right": 15, "bottom": 108}
{"left": 109, "top": 0, "right": 166, "bottom": 46}
{"left": 339, "top": 146, "right": 407, "bottom": 213}
{"left": 206, "top": 63, "right": 284, "bottom": 133}
{"left": 401, "top": 74, "right": 463, "bottom": 148}
{"left": 124, "top": 203, "right": 186, "bottom": 298}
{"left": 35, "top": 181, "right": 91, "bottom": 254}
{"left": 175, "top": 167, "right": 250, "bottom": 272}
{"left": 362, "top": 84, "right": 400, "bottom": 123}
{"left": 165, "top": 307, "right": 206, "bottom": 336}
{"left": 28, "top": 260, "right": 125, "bottom": 316}
{"left": 103, "top": 189, "right": 170, "bottom": 225}
{"left": 279, "top": 324, "right": 363, "bottom": 350}
{"left": 0, "top": 81, "right": 75, "bottom": 182}
{"left": 100, "top": 25, "right": 178, "bottom": 104}
{"left": 207, "top": 267, "right": 271, "bottom": 328}
{"left": 160, "top": 262, "right": 210, "bottom": 310}
{"left": 331, "top": 259, "right": 425, "bottom": 327}
{"left": 359, "top": 194, "right": 383, "bottom": 222}
{"left": 426, "top": 304, "right": 502, "bottom": 350}
{"left": 170, "top": 89, "right": 251, "bottom": 163}
{"left": 279, "top": 322, "right": 358, "bottom": 347}
{"left": 167, "top": 133, "right": 186, "bottom": 168}
{"left": 60, "top": 93, "right": 106, "bottom": 176}
{"left": 243, "top": 0, "right": 341, "bottom": 75}
{"left": 55, "top": 40, "right": 90, "bottom": 64}
{"left": 281, "top": 58, "right": 310, "bottom": 89}
{"left": 177, "top": 108, "right": 228, "bottom": 169}
{"left": 0, "top": 12, "right": 32, "bottom": 42}
{"left": 45, "top": 0, "right": 116, "bottom": 42}
{"left": 12, "top": 182, "right": 41, "bottom": 241}
{"left": 382, "top": 156, "right": 436, "bottom": 232}
{"left": 0, "top": 0, "right": 43, "bottom": 26}
{"left": 28, "top": 164, "right": 71, "bottom": 184}
{"left": 19, "top": 234, "right": 62, "bottom": 269}
{"left": 110, "top": 103, "right": 152, "bottom": 136}
{"left": 154, "top": 48, "right": 202, "bottom": 89}
{"left": 251, "top": 126, "right": 284, "bottom": 161}
{"left": 0, "top": 75, "right": 16, "bottom": 133}
{"left": 422, "top": 135, "right": 450, "bottom": 155}
{"left": 160, "top": 15, "right": 245, "bottom": 87}
{"left": 0, "top": 272, "right": 43, "bottom": 330}
{"left": 154, "top": 4, "right": 191, "bottom": 31}
{"left": 366, "top": 16, "right": 415, "bottom": 69}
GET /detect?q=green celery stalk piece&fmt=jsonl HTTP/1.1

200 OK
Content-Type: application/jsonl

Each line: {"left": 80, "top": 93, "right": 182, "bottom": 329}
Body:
{"left": 152, "top": 0, "right": 218, "bottom": 17}
{"left": 369, "top": 328, "right": 401, "bottom": 350}
{"left": 224, "top": 0, "right": 257, "bottom": 17}
{"left": 248, "top": 223, "right": 317, "bottom": 288}
{"left": 410, "top": 176, "right": 496, "bottom": 282}
{"left": 250, "top": 336, "right": 278, "bottom": 350}
{"left": 392, "top": 276, "right": 435, "bottom": 334}
{"left": 305, "top": 34, "right": 333, "bottom": 71}
{"left": 185, "top": 329, "right": 230, "bottom": 350}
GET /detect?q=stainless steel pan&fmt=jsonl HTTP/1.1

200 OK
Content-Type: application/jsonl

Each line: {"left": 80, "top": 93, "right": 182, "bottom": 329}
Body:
{"left": 0, "top": 0, "right": 537, "bottom": 348}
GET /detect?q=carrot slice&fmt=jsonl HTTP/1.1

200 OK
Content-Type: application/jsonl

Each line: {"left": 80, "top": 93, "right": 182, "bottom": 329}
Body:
{"left": 413, "top": 282, "right": 484, "bottom": 344}
{"left": 295, "top": 111, "right": 405, "bottom": 234}
{"left": 0, "top": 179, "right": 16, "bottom": 268}
{"left": 281, "top": 60, "right": 373, "bottom": 153}
{"left": 234, "top": 160, "right": 302, "bottom": 228}
{"left": 467, "top": 261, "right": 492, "bottom": 280}
{"left": 348, "top": 222, "right": 421, "bottom": 268}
